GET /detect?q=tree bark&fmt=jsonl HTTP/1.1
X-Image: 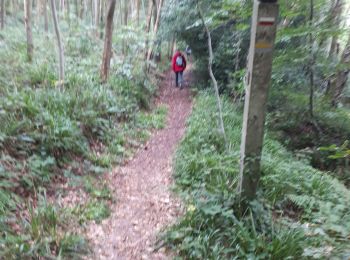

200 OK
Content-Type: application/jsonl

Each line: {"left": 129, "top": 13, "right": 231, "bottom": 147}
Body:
{"left": 329, "top": 35, "right": 350, "bottom": 106}
{"left": 144, "top": 1, "right": 153, "bottom": 58}
{"left": 136, "top": 0, "right": 140, "bottom": 26}
{"left": 95, "top": 0, "right": 99, "bottom": 33}
{"left": 100, "top": 0, "right": 116, "bottom": 82}
{"left": 152, "top": 0, "right": 157, "bottom": 27}
{"left": 93, "top": 0, "right": 99, "bottom": 36}
{"left": 329, "top": 0, "right": 342, "bottom": 58}
{"left": 146, "top": 0, "right": 164, "bottom": 65}
{"left": 122, "top": 0, "right": 128, "bottom": 55}
{"left": 1, "top": 0, "right": 5, "bottom": 29}
{"left": 197, "top": 1, "right": 227, "bottom": 145}
{"left": 123, "top": 0, "right": 128, "bottom": 26}
{"left": 50, "top": 0, "right": 65, "bottom": 87}
{"left": 74, "top": 0, "right": 78, "bottom": 17}
{"left": 308, "top": 0, "right": 314, "bottom": 118}
{"left": 99, "top": 0, "right": 104, "bottom": 38}
{"left": 24, "top": 0, "right": 34, "bottom": 62}
{"left": 66, "top": 0, "right": 70, "bottom": 23}
{"left": 43, "top": 0, "right": 48, "bottom": 33}
{"left": 80, "top": 0, "right": 87, "bottom": 19}
{"left": 145, "top": 0, "right": 153, "bottom": 31}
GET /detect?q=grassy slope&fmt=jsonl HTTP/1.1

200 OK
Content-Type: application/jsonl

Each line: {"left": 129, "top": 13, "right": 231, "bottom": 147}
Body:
{"left": 0, "top": 20, "right": 166, "bottom": 258}
{"left": 164, "top": 92, "right": 350, "bottom": 259}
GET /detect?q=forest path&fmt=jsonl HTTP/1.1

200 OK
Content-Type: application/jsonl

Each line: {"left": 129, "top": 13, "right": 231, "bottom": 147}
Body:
{"left": 85, "top": 69, "right": 193, "bottom": 259}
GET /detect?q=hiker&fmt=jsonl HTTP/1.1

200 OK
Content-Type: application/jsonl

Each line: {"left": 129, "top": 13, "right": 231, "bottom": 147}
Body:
{"left": 185, "top": 45, "right": 192, "bottom": 58}
{"left": 172, "top": 49, "right": 187, "bottom": 88}
{"left": 185, "top": 45, "right": 192, "bottom": 63}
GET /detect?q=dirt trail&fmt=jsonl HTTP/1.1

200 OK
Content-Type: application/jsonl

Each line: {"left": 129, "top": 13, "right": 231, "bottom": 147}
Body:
{"left": 85, "top": 70, "right": 192, "bottom": 259}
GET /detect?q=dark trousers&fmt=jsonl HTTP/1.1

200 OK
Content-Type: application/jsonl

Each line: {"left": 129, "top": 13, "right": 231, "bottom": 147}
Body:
{"left": 175, "top": 71, "right": 183, "bottom": 87}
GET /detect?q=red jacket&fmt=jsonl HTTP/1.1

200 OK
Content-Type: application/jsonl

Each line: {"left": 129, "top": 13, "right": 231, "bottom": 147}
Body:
{"left": 172, "top": 51, "right": 187, "bottom": 72}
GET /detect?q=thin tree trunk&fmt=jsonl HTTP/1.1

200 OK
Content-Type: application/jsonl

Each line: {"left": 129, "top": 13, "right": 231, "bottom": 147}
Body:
{"left": 43, "top": 0, "right": 48, "bottom": 33}
{"left": 14, "top": 0, "right": 19, "bottom": 15}
{"left": 1, "top": 0, "right": 5, "bottom": 29}
{"left": 95, "top": 0, "right": 99, "bottom": 35}
{"left": 99, "top": 0, "right": 104, "bottom": 38}
{"left": 66, "top": 0, "right": 70, "bottom": 23}
{"left": 90, "top": 0, "right": 94, "bottom": 26}
{"left": 145, "top": 0, "right": 153, "bottom": 32}
{"left": 24, "top": 0, "right": 34, "bottom": 62}
{"left": 197, "top": 1, "right": 227, "bottom": 145}
{"left": 123, "top": 0, "right": 127, "bottom": 25}
{"left": 93, "top": 0, "right": 98, "bottom": 36}
{"left": 309, "top": 0, "right": 314, "bottom": 118}
{"left": 152, "top": 0, "right": 157, "bottom": 27}
{"left": 36, "top": 0, "right": 40, "bottom": 25}
{"left": 146, "top": 0, "right": 164, "bottom": 66}
{"left": 50, "top": 0, "right": 64, "bottom": 87}
{"left": 60, "top": 0, "right": 64, "bottom": 14}
{"left": 136, "top": 0, "right": 140, "bottom": 26}
{"left": 144, "top": 1, "right": 153, "bottom": 58}
{"left": 100, "top": 0, "right": 116, "bottom": 82}
{"left": 80, "top": 0, "right": 87, "bottom": 19}
{"left": 329, "top": 0, "right": 342, "bottom": 58}
{"left": 122, "top": 0, "right": 128, "bottom": 55}
{"left": 74, "top": 0, "right": 78, "bottom": 17}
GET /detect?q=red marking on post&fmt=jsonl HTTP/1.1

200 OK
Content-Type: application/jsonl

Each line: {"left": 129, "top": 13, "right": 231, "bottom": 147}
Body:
{"left": 258, "top": 21, "right": 274, "bottom": 26}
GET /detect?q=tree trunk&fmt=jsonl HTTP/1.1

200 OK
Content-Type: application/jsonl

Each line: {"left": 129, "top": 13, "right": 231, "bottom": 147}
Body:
{"left": 99, "top": 0, "right": 104, "bottom": 38}
{"left": 146, "top": 0, "right": 164, "bottom": 66}
{"left": 74, "top": 0, "right": 78, "bottom": 17}
{"left": 93, "top": 0, "right": 98, "bottom": 36}
{"left": 152, "top": 0, "right": 157, "bottom": 27}
{"left": 43, "top": 0, "right": 48, "bottom": 33}
{"left": 308, "top": 0, "right": 314, "bottom": 118}
{"left": 145, "top": 0, "right": 153, "bottom": 32}
{"left": 50, "top": 0, "right": 64, "bottom": 87}
{"left": 36, "top": 0, "right": 40, "bottom": 25}
{"left": 90, "top": 0, "right": 93, "bottom": 26}
{"left": 100, "top": 0, "right": 116, "bottom": 82}
{"left": 80, "top": 0, "right": 87, "bottom": 19}
{"left": 24, "top": 0, "right": 34, "bottom": 62}
{"left": 121, "top": 0, "right": 128, "bottom": 55}
{"left": 144, "top": 1, "right": 153, "bottom": 58}
{"left": 329, "top": 0, "right": 342, "bottom": 58}
{"left": 329, "top": 36, "right": 350, "bottom": 106}
{"left": 136, "top": 0, "right": 140, "bottom": 26}
{"left": 66, "top": 0, "right": 70, "bottom": 23}
{"left": 14, "top": 0, "right": 19, "bottom": 15}
{"left": 60, "top": 0, "right": 64, "bottom": 14}
{"left": 197, "top": 1, "right": 227, "bottom": 145}
{"left": 123, "top": 0, "right": 127, "bottom": 25}
{"left": 95, "top": 0, "right": 99, "bottom": 34}
{"left": 1, "top": 0, "right": 5, "bottom": 29}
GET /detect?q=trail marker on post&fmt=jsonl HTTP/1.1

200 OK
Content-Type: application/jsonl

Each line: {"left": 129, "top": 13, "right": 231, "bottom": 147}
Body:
{"left": 238, "top": 0, "right": 279, "bottom": 201}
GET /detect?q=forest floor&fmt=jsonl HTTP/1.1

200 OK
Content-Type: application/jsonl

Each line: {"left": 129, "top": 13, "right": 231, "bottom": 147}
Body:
{"left": 84, "top": 69, "right": 193, "bottom": 259}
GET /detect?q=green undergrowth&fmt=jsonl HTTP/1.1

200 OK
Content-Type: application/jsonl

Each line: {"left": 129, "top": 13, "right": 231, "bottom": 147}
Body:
{"left": 268, "top": 89, "right": 350, "bottom": 184}
{"left": 163, "top": 92, "right": 350, "bottom": 259}
{"left": 0, "top": 24, "right": 167, "bottom": 258}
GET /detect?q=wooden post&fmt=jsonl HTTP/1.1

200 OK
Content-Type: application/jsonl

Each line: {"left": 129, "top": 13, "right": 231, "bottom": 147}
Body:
{"left": 238, "top": 0, "right": 278, "bottom": 201}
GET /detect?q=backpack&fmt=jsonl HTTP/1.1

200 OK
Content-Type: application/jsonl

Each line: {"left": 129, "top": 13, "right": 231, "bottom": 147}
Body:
{"left": 176, "top": 55, "right": 184, "bottom": 67}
